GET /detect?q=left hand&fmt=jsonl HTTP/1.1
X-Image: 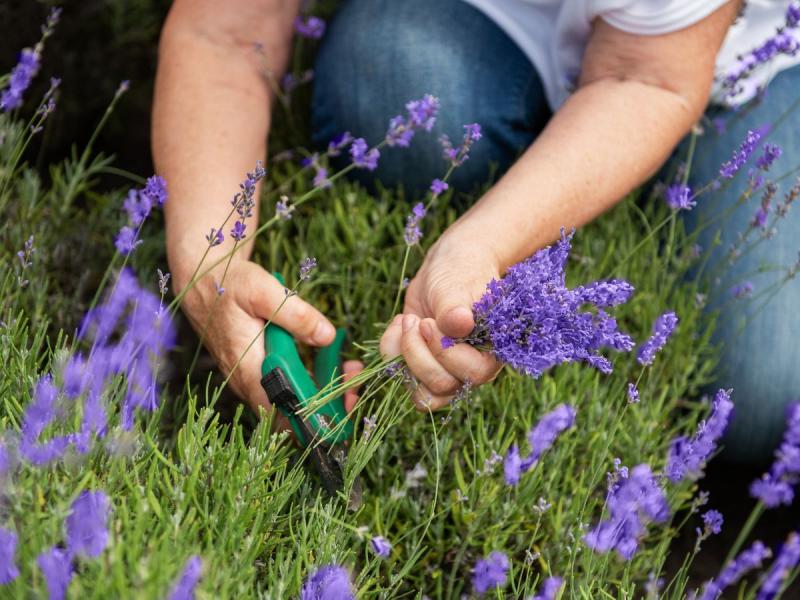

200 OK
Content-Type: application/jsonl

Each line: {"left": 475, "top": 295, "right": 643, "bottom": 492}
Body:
{"left": 380, "top": 229, "right": 503, "bottom": 410}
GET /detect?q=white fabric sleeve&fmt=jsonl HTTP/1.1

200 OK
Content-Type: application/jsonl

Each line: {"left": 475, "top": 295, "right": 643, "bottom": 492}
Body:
{"left": 599, "top": 0, "right": 731, "bottom": 35}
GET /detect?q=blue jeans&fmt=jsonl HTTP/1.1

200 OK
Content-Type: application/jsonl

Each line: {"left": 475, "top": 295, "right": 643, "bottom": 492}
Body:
{"left": 311, "top": 0, "right": 800, "bottom": 464}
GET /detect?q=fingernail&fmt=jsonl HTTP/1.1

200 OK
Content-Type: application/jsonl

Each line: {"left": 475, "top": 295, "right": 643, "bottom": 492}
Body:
{"left": 313, "top": 321, "right": 335, "bottom": 345}
{"left": 402, "top": 314, "right": 418, "bottom": 333}
{"left": 419, "top": 320, "right": 431, "bottom": 341}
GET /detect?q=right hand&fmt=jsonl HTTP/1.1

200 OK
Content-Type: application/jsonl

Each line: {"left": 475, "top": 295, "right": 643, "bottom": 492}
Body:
{"left": 177, "top": 258, "right": 362, "bottom": 420}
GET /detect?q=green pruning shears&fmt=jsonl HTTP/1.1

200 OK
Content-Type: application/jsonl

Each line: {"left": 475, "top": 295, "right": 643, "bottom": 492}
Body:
{"left": 260, "top": 272, "right": 359, "bottom": 505}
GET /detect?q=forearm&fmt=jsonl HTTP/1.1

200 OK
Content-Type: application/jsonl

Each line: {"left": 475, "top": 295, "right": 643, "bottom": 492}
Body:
{"left": 152, "top": 1, "right": 298, "bottom": 291}
{"left": 450, "top": 78, "right": 704, "bottom": 270}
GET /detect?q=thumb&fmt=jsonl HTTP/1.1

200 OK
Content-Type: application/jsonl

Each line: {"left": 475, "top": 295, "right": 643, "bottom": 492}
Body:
{"left": 430, "top": 284, "right": 476, "bottom": 339}
{"left": 242, "top": 266, "right": 336, "bottom": 347}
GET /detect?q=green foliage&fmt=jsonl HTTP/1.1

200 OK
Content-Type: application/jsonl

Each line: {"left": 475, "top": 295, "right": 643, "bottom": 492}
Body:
{"left": 0, "top": 102, "right": 722, "bottom": 597}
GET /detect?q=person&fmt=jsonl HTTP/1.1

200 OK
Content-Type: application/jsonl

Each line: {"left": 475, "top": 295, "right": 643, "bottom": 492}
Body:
{"left": 152, "top": 0, "right": 800, "bottom": 464}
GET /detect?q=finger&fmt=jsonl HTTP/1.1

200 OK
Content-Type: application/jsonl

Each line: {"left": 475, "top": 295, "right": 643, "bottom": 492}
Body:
{"left": 379, "top": 314, "right": 403, "bottom": 360}
{"left": 411, "top": 383, "right": 453, "bottom": 412}
{"left": 243, "top": 271, "right": 336, "bottom": 347}
{"left": 342, "top": 359, "right": 363, "bottom": 413}
{"left": 428, "top": 281, "right": 476, "bottom": 338}
{"left": 400, "top": 314, "right": 461, "bottom": 397}
{"left": 419, "top": 318, "right": 500, "bottom": 385}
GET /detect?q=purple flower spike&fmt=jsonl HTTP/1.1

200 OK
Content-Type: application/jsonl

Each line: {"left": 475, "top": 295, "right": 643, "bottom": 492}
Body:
{"left": 1, "top": 48, "right": 40, "bottom": 111}
{"left": 504, "top": 404, "right": 575, "bottom": 486}
{"left": 702, "top": 509, "right": 724, "bottom": 536}
{"left": 300, "top": 564, "right": 354, "bottom": 600}
{"left": 666, "top": 389, "right": 734, "bottom": 482}
{"left": 758, "top": 532, "right": 800, "bottom": 600}
{"left": 370, "top": 536, "right": 391, "bottom": 559}
{"left": 731, "top": 282, "right": 754, "bottom": 299}
{"left": 664, "top": 184, "right": 696, "bottom": 211}
{"left": 114, "top": 226, "right": 142, "bottom": 255}
{"left": 294, "top": 16, "right": 326, "bottom": 39}
{"left": 472, "top": 551, "right": 509, "bottom": 595}
{"left": 584, "top": 463, "right": 669, "bottom": 560}
{"left": 756, "top": 144, "right": 782, "bottom": 171}
{"left": 697, "top": 541, "right": 772, "bottom": 600}
{"left": 37, "top": 546, "right": 73, "bottom": 600}
{"left": 230, "top": 220, "right": 247, "bottom": 242}
{"left": 531, "top": 576, "right": 564, "bottom": 600}
{"left": 403, "top": 203, "right": 427, "bottom": 245}
{"left": 168, "top": 556, "right": 203, "bottom": 600}
{"left": 627, "top": 383, "right": 640, "bottom": 404}
{"left": 299, "top": 257, "right": 317, "bottom": 282}
{"left": 66, "top": 490, "right": 110, "bottom": 558}
{"left": 440, "top": 123, "right": 482, "bottom": 166}
{"left": 0, "top": 528, "right": 20, "bottom": 584}
{"left": 441, "top": 336, "right": 455, "bottom": 349}
{"left": 430, "top": 179, "right": 449, "bottom": 197}
{"left": 19, "top": 375, "right": 71, "bottom": 465}
{"left": 637, "top": 311, "right": 678, "bottom": 366}
{"left": 350, "top": 138, "right": 380, "bottom": 171}
{"left": 750, "top": 402, "right": 800, "bottom": 508}
{"left": 719, "top": 130, "right": 762, "bottom": 179}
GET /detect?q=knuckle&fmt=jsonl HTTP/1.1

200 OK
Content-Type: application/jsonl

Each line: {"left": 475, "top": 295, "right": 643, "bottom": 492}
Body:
{"left": 428, "top": 373, "right": 458, "bottom": 396}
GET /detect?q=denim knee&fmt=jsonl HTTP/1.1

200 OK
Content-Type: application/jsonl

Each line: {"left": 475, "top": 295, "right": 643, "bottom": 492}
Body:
{"left": 311, "top": 0, "right": 549, "bottom": 198}
{"left": 680, "top": 65, "right": 800, "bottom": 464}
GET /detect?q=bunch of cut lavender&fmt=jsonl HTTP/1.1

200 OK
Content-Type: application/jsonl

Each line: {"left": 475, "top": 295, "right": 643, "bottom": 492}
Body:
{"left": 462, "top": 230, "right": 635, "bottom": 378}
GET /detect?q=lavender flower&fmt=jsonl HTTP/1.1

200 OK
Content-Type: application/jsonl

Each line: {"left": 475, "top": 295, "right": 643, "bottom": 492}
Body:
{"left": 697, "top": 541, "right": 772, "bottom": 600}
{"left": 294, "top": 16, "right": 326, "bottom": 39}
{"left": 750, "top": 402, "right": 800, "bottom": 508}
{"left": 440, "top": 123, "right": 482, "bottom": 166}
{"left": 664, "top": 184, "right": 696, "bottom": 211}
{"left": 19, "top": 375, "right": 70, "bottom": 465}
{"left": 504, "top": 404, "right": 576, "bottom": 485}
{"left": 37, "top": 546, "right": 73, "bottom": 600}
{"left": 666, "top": 389, "right": 734, "bottom": 482}
{"left": 731, "top": 282, "right": 754, "bottom": 299}
{"left": 370, "top": 536, "right": 391, "bottom": 559}
{"left": 702, "top": 509, "right": 724, "bottom": 536}
{"left": 115, "top": 176, "right": 168, "bottom": 255}
{"left": 1, "top": 48, "right": 40, "bottom": 111}
{"left": 441, "top": 336, "right": 455, "bottom": 349}
{"left": 756, "top": 143, "right": 782, "bottom": 171}
{"left": 758, "top": 533, "right": 800, "bottom": 600}
{"left": 723, "top": 5, "right": 800, "bottom": 101}
{"left": 300, "top": 564, "right": 354, "bottom": 600}
{"left": 627, "top": 383, "right": 640, "bottom": 404}
{"left": 276, "top": 195, "right": 294, "bottom": 220}
{"left": 299, "top": 257, "right": 317, "bottom": 282}
{"left": 530, "top": 576, "right": 564, "bottom": 600}
{"left": 472, "top": 551, "right": 509, "bottom": 595}
{"left": 403, "top": 202, "right": 427, "bottom": 245}
{"left": 430, "top": 179, "right": 448, "bottom": 197}
{"left": 114, "top": 226, "right": 142, "bottom": 255}
{"left": 230, "top": 220, "right": 247, "bottom": 241}
{"left": 719, "top": 130, "right": 762, "bottom": 179}
{"left": 167, "top": 556, "right": 203, "bottom": 600}
{"left": 205, "top": 228, "right": 224, "bottom": 247}
{"left": 66, "top": 490, "right": 110, "bottom": 558}
{"left": 636, "top": 311, "right": 678, "bottom": 366}
{"left": 350, "top": 138, "right": 380, "bottom": 171}
{"left": 0, "top": 528, "right": 19, "bottom": 584}
{"left": 469, "top": 230, "right": 635, "bottom": 378}
{"left": 385, "top": 95, "right": 440, "bottom": 147}
{"left": 327, "top": 131, "right": 353, "bottom": 156}
{"left": 584, "top": 463, "right": 669, "bottom": 560}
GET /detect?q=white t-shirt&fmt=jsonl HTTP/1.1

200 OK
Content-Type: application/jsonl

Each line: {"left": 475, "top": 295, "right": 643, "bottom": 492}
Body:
{"left": 462, "top": 0, "right": 800, "bottom": 108}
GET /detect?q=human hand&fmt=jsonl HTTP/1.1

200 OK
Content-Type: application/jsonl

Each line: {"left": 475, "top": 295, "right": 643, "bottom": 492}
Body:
{"left": 177, "top": 258, "right": 362, "bottom": 421}
{"left": 380, "top": 230, "right": 502, "bottom": 410}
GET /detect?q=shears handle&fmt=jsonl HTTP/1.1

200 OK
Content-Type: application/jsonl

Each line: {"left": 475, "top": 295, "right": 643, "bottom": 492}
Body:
{"left": 260, "top": 272, "right": 353, "bottom": 445}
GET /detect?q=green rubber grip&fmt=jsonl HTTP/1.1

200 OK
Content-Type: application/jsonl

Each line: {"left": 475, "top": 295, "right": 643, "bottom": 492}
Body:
{"left": 261, "top": 272, "right": 352, "bottom": 444}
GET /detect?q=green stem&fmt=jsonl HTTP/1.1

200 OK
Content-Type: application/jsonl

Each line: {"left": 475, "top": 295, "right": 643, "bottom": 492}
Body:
{"left": 724, "top": 501, "right": 765, "bottom": 565}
